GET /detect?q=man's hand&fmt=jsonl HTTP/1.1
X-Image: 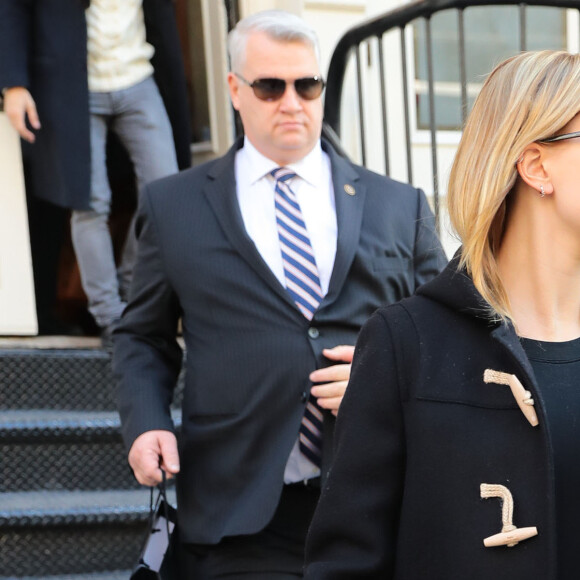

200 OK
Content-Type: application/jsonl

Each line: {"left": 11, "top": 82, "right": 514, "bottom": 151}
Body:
{"left": 3, "top": 87, "right": 41, "bottom": 143}
{"left": 309, "top": 345, "right": 355, "bottom": 417}
{"left": 128, "top": 430, "right": 180, "bottom": 487}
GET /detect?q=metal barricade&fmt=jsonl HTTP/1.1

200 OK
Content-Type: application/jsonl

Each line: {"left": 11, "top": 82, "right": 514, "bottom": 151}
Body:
{"left": 323, "top": 0, "right": 580, "bottom": 233}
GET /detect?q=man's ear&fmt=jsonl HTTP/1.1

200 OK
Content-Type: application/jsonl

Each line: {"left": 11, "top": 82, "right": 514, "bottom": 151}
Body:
{"left": 227, "top": 73, "right": 241, "bottom": 111}
{"left": 516, "top": 143, "right": 553, "bottom": 195}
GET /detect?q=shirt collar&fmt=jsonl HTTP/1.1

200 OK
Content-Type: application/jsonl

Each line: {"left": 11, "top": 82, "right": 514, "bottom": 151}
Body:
{"left": 241, "top": 137, "right": 324, "bottom": 187}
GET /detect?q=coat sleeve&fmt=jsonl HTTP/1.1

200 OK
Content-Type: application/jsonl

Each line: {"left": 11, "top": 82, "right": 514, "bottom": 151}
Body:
{"left": 304, "top": 307, "right": 408, "bottom": 579}
{"left": 112, "top": 184, "right": 183, "bottom": 453}
{"left": 0, "top": 0, "right": 33, "bottom": 89}
{"left": 412, "top": 188, "right": 448, "bottom": 289}
{"left": 144, "top": 0, "right": 192, "bottom": 170}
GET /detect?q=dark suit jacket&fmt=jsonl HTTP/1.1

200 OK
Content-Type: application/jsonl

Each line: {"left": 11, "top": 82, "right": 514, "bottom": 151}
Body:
{"left": 0, "top": 0, "right": 191, "bottom": 210}
{"left": 113, "top": 138, "right": 447, "bottom": 545}
{"left": 305, "top": 258, "right": 556, "bottom": 579}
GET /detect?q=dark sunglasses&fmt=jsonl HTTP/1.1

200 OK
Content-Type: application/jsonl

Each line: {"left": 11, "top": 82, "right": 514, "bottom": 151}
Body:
{"left": 234, "top": 73, "right": 325, "bottom": 102}
{"left": 538, "top": 130, "right": 580, "bottom": 144}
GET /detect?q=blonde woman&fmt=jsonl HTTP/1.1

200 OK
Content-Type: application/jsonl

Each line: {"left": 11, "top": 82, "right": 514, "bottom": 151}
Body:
{"left": 304, "top": 50, "right": 580, "bottom": 580}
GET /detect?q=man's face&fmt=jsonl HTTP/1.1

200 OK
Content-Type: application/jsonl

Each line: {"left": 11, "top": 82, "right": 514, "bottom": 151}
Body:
{"left": 228, "top": 32, "right": 324, "bottom": 166}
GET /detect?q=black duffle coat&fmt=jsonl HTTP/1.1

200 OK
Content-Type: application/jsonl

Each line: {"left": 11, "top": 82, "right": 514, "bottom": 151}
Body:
{"left": 305, "top": 257, "right": 562, "bottom": 579}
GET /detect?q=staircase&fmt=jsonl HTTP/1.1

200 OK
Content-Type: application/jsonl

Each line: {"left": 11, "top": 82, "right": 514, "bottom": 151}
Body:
{"left": 0, "top": 341, "right": 180, "bottom": 579}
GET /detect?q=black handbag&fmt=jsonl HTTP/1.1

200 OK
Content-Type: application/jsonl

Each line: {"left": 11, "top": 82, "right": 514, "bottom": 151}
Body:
{"left": 131, "top": 471, "right": 177, "bottom": 579}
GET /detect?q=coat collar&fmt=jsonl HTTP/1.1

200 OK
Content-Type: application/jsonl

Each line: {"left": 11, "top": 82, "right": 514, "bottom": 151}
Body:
{"left": 416, "top": 253, "right": 537, "bottom": 386}
{"left": 202, "top": 138, "right": 365, "bottom": 321}
{"left": 415, "top": 252, "right": 490, "bottom": 318}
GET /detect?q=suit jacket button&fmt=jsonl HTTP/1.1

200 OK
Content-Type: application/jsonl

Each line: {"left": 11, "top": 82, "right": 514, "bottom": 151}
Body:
{"left": 308, "top": 327, "right": 320, "bottom": 339}
{"left": 301, "top": 391, "right": 308, "bottom": 403}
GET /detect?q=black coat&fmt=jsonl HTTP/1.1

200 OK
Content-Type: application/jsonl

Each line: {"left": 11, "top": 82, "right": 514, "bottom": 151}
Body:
{"left": 0, "top": 0, "right": 191, "bottom": 210}
{"left": 304, "top": 257, "right": 558, "bottom": 579}
{"left": 113, "top": 138, "right": 447, "bottom": 545}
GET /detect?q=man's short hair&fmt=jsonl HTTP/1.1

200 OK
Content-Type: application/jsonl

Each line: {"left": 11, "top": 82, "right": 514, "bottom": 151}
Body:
{"left": 228, "top": 10, "right": 321, "bottom": 73}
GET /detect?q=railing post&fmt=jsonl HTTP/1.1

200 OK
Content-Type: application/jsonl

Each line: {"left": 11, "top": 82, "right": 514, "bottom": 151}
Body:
{"left": 400, "top": 25, "right": 414, "bottom": 184}
{"left": 520, "top": 3, "right": 527, "bottom": 50}
{"left": 377, "top": 34, "right": 391, "bottom": 175}
{"left": 458, "top": 8, "right": 468, "bottom": 127}
{"left": 425, "top": 15, "right": 440, "bottom": 233}
{"left": 356, "top": 44, "right": 367, "bottom": 166}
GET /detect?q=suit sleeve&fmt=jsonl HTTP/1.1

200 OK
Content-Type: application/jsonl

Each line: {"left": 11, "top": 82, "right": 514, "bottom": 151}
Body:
{"left": 113, "top": 184, "right": 183, "bottom": 453}
{"left": 412, "top": 188, "right": 448, "bottom": 289}
{"left": 304, "top": 308, "right": 407, "bottom": 579}
{"left": 0, "top": 0, "right": 33, "bottom": 90}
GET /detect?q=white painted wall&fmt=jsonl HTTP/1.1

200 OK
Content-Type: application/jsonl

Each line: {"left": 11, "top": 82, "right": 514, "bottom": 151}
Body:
{"left": 0, "top": 113, "right": 37, "bottom": 335}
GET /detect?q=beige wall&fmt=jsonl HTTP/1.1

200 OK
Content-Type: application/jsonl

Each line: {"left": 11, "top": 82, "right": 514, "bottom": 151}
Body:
{"left": 239, "top": 0, "right": 302, "bottom": 15}
{"left": 238, "top": 0, "right": 403, "bottom": 73}
{"left": 0, "top": 113, "right": 37, "bottom": 335}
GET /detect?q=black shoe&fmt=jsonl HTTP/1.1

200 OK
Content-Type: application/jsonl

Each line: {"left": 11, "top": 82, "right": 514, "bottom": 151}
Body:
{"left": 37, "top": 314, "right": 85, "bottom": 337}
{"left": 100, "top": 318, "right": 120, "bottom": 352}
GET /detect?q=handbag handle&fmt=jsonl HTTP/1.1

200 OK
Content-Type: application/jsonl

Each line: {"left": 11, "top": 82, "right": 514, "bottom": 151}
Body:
{"left": 132, "top": 470, "right": 174, "bottom": 579}
{"left": 148, "top": 469, "right": 171, "bottom": 540}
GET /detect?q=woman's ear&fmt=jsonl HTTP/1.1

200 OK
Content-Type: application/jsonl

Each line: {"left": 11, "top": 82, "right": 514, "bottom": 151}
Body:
{"left": 516, "top": 144, "right": 553, "bottom": 195}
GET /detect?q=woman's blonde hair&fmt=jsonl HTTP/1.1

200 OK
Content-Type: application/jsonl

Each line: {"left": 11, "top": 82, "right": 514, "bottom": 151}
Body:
{"left": 448, "top": 50, "right": 580, "bottom": 321}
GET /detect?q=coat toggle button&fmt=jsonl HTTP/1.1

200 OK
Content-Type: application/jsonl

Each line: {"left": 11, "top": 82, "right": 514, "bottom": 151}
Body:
{"left": 483, "top": 369, "right": 538, "bottom": 427}
{"left": 480, "top": 483, "right": 538, "bottom": 547}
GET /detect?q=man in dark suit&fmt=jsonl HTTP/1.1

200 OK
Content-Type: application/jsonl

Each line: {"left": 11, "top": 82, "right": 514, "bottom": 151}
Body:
{"left": 0, "top": 0, "right": 190, "bottom": 339}
{"left": 114, "top": 9, "right": 446, "bottom": 578}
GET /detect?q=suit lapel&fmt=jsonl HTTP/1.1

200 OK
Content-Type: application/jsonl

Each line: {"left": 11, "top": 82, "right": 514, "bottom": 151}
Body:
{"left": 321, "top": 142, "right": 366, "bottom": 309}
{"left": 202, "top": 140, "right": 366, "bottom": 317}
{"left": 203, "top": 143, "right": 301, "bottom": 314}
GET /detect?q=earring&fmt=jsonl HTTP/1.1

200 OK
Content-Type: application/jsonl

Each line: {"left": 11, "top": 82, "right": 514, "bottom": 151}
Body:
{"left": 539, "top": 185, "right": 545, "bottom": 198}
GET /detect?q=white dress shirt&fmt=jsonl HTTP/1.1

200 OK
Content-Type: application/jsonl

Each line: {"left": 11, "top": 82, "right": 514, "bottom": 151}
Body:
{"left": 235, "top": 138, "right": 337, "bottom": 482}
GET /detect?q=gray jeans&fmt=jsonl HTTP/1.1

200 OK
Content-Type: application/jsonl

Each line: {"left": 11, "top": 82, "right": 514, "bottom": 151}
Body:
{"left": 71, "top": 76, "right": 178, "bottom": 328}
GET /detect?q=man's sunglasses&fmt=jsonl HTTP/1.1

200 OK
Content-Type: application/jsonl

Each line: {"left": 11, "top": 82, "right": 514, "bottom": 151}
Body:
{"left": 234, "top": 73, "right": 325, "bottom": 102}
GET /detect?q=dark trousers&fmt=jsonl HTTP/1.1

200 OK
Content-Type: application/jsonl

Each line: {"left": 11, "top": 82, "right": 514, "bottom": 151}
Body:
{"left": 174, "top": 480, "right": 320, "bottom": 579}
{"left": 24, "top": 184, "right": 67, "bottom": 334}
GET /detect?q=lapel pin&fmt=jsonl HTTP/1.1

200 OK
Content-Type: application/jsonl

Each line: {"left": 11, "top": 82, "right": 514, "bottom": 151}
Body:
{"left": 344, "top": 184, "right": 355, "bottom": 196}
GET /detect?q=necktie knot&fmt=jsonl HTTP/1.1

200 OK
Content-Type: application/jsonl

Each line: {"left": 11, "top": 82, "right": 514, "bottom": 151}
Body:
{"left": 271, "top": 167, "right": 296, "bottom": 183}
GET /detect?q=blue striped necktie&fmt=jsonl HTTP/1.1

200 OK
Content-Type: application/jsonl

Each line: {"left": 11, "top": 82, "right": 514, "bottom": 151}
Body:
{"left": 271, "top": 167, "right": 324, "bottom": 467}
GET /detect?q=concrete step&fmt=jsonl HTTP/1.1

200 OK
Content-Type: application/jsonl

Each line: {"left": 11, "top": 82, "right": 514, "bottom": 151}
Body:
{"left": 0, "top": 572, "right": 131, "bottom": 580}
{"left": 0, "top": 348, "right": 184, "bottom": 411}
{"left": 0, "top": 489, "right": 175, "bottom": 577}
{"left": 0, "top": 349, "right": 116, "bottom": 411}
{"left": 0, "top": 410, "right": 181, "bottom": 492}
{"left": 0, "top": 410, "right": 135, "bottom": 492}
{"left": 0, "top": 344, "right": 183, "bottom": 576}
